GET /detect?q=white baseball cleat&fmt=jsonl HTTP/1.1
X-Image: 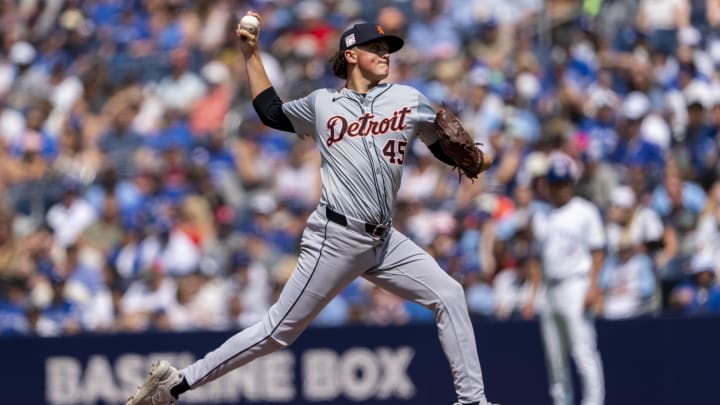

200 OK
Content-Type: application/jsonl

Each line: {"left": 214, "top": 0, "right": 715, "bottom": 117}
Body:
{"left": 453, "top": 402, "right": 501, "bottom": 405}
{"left": 126, "top": 360, "right": 184, "bottom": 405}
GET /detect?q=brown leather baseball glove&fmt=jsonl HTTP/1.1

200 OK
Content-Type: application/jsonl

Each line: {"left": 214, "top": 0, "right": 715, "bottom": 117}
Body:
{"left": 434, "top": 105, "right": 492, "bottom": 180}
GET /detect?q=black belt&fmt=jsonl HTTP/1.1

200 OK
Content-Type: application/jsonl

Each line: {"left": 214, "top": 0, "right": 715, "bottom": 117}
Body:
{"left": 325, "top": 207, "right": 390, "bottom": 238}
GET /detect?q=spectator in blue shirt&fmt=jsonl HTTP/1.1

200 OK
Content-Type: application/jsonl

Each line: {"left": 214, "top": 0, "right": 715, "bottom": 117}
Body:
{"left": 0, "top": 278, "right": 30, "bottom": 335}
{"left": 580, "top": 88, "right": 619, "bottom": 161}
{"left": 98, "top": 103, "right": 144, "bottom": 179}
{"left": 609, "top": 92, "right": 665, "bottom": 176}
{"left": 110, "top": 6, "right": 151, "bottom": 53}
{"left": 39, "top": 274, "right": 83, "bottom": 335}
{"left": 190, "top": 130, "right": 236, "bottom": 188}
{"left": 406, "top": 0, "right": 460, "bottom": 60}
{"left": 675, "top": 90, "right": 717, "bottom": 188}
{"left": 669, "top": 254, "right": 720, "bottom": 315}
{"left": 9, "top": 104, "right": 58, "bottom": 161}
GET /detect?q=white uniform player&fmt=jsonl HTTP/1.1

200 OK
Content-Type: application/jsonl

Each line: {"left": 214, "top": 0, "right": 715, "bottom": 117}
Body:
{"left": 125, "top": 14, "right": 498, "bottom": 405}
{"left": 529, "top": 152, "right": 606, "bottom": 405}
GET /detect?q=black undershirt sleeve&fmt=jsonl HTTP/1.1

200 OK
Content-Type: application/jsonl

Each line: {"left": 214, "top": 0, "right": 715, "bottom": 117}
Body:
{"left": 428, "top": 141, "right": 457, "bottom": 167}
{"left": 252, "top": 87, "right": 295, "bottom": 133}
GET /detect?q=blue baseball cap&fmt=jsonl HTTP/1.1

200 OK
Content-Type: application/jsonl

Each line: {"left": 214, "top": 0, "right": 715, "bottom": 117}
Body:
{"left": 231, "top": 251, "right": 251, "bottom": 268}
{"left": 339, "top": 23, "right": 404, "bottom": 53}
{"left": 546, "top": 153, "right": 579, "bottom": 184}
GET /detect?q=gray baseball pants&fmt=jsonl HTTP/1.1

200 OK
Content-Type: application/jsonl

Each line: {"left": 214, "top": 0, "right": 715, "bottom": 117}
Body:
{"left": 181, "top": 206, "right": 487, "bottom": 404}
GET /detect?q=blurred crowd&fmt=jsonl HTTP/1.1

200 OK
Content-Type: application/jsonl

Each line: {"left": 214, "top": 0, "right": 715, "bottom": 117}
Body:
{"left": 2, "top": 0, "right": 720, "bottom": 337}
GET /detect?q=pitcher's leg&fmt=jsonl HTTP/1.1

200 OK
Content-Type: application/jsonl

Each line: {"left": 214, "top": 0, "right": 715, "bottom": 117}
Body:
{"left": 364, "top": 231, "right": 486, "bottom": 404}
{"left": 183, "top": 214, "right": 373, "bottom": 388}
{"left": 182, "top": 317, "right": 284, "bottom": 387}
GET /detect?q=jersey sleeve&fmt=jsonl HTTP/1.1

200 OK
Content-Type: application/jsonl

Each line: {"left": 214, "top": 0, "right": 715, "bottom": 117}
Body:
{"left": 530, "top": 211, "right": 545, "bottom": 244}
{"left": 528, "top": 212, "right": 545, "bottom": 259}
{"left": 586, "top": 204, "right": 606, "bottom": 250}
{"left": 281, "top": 90, "right": 320, "bottom": 138}
{"left": 414, "top": 91, "right": 439, "bottom": 145}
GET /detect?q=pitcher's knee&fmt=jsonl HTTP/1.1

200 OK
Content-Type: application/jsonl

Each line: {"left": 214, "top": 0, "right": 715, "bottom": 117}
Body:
{"left": 430, "top": 278, "right": 467, "bottom": 312}
{"left": 266, "top": 336, "right": 291, "bottom": 350}
{"left": 268, "top": 322, "right": 307, "bottom": 348}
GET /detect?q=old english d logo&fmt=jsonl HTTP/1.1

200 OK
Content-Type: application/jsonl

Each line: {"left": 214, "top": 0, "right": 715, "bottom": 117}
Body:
{"left": 376, "top": 25, "right": 385, "bottom": 35}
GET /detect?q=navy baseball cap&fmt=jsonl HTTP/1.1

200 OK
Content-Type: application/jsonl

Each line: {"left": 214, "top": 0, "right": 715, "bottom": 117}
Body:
{"left": 546, "top": 153, "right": 579, "bottom": 184}
{"left": 339, "top": 23, "right": 404, "bottom": 53}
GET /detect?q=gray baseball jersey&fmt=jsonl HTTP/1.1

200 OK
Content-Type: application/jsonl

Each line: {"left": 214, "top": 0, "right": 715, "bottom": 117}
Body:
{"left": 282, "top": 83, "right": 438, "bottom": 225}
{"left": 180, "top": 83, "right": 491, "bottom": 405}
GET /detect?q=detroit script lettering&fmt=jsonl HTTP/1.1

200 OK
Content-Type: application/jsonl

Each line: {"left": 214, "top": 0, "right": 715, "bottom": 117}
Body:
{"left": 325, "top": 107, "right": 411, "bottom": 146}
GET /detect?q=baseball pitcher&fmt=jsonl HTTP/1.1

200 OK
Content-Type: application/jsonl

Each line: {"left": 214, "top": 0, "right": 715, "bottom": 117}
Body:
{"left": 126, "top": 12, "right": 497, "bottom": 405}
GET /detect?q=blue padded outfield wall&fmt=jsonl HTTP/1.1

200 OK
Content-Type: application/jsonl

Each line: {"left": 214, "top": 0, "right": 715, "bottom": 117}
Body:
{"left": 2, "top": 317, "right": 719, "bottom": 405}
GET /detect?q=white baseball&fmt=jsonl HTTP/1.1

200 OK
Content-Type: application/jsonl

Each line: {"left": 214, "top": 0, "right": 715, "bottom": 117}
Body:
{"left": 239, "top": 15, "right": 260, "bottom": 35}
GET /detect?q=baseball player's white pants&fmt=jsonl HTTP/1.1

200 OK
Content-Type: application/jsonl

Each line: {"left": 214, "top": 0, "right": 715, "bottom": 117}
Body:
{"left": 540, "top": 276, "right": 604, "bottom": 405}
{"left": 181, "top": 207, "right": 488, "bottom": 404}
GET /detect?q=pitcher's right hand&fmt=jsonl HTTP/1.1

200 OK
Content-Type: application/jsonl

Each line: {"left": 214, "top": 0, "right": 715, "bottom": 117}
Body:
{"left": 236, "top": 11, "right": 262, "bottom": 58}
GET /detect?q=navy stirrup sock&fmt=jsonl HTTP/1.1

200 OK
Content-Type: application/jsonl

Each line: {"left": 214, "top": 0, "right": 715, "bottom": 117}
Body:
{"left": 170, "top": 377, "right": 190, "bottom": 399}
